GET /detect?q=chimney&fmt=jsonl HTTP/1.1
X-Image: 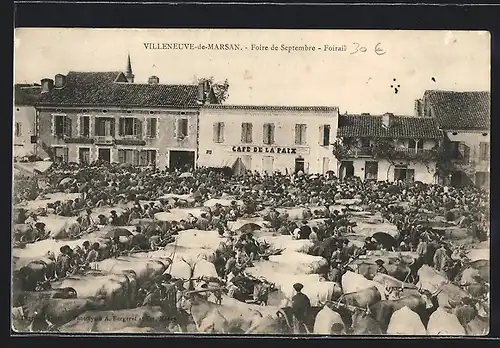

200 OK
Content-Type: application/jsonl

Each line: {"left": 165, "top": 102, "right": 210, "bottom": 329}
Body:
{"left": 41, "top": 78, "right": 54, "bottom": 93}
{"left": 382, "top": 112, "right": 394, "bottom": 128}
{"left": 54, "top": 74, "right": 66, "bottom": 88}
{"left": 414, "top": 99, "right": 423, "bottom": 117}
{"left": 197, "top": 81, "right": 205, "bottom": 104}
{"left": 148, "top": 76, "right": 159, "bottom": 85}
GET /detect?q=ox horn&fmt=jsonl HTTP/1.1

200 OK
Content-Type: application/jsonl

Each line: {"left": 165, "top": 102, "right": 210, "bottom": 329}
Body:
{"left": 365, "top": 304, "right": 371, "bottom": 315}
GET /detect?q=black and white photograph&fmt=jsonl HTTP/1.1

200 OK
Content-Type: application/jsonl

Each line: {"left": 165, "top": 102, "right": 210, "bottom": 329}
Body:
{"left": 12, "top": 29, "right": 490, "bottom": 335}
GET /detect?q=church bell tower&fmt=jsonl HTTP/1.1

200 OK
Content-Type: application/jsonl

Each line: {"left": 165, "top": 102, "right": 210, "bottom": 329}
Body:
{"left": 125, "top": 53, "right": 135, "bottom": 83}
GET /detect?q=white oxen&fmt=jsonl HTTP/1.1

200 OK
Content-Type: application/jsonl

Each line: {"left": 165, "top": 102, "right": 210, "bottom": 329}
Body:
{"left": 386, "top": 306, "right": 427, "bottom": 335}
{"left": 313, "top": 305, "right": 345, "bottom": 334}
{"left": 427, "top": 307, "right": 466, "bottom": 336}
{"left": 258, "top": 235, "right": 313, "bottom": 254}
{"left": 416, "top": 265, "right": 448, "bottom": 294}
{"left": 341, "top": 271, "right": 387, "bottom": 300}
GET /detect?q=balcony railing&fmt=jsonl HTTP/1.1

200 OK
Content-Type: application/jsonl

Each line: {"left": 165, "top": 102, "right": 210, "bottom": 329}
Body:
{"left": 94, "top": 136, "right": 115, "bottom": 145}
{"left": 345, "top": 146, "right": 436, "bottom": 158}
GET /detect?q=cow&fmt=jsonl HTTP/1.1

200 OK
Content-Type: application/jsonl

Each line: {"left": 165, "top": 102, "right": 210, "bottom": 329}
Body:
{"left": 245, "top": 313, "right": 293, "bottom": 334}
{"left": 386, "top": 306, "right": 427, "bottom": 335}
{"left": 19, "top": 297, "right": 107, "bottom": 331}
{"left": 453, "top": 300, "right": 478, "bottom": 328}
{"left": 465, "top": 316, "right": 489, "bottom": 336}
{"left": 356, "top": 257, "right": 414, "bottom": 282}
{"left": 178, "top": 292, "right": 264, "bottom": 333}
{"left": 369, "top": 294, "right": 434, "bottom": 332}
{"left": 338, "top": 286, "right": 382, "bottom": 309}
{"left": 313, "top": 305, "right": 345, "bottom": 334}
{"left": 13, "top": 287, "right": 77, "bottom": 308}
{"left": 57, "top": 306, "right": 169, "bottom": 332}
{"left": 197, "top": 309, "right": 230, "bottom": 333}
{"left": 426, "top": 307, "right": 465, "bottom": 335}
{"left": 13, "top": 224, "right": 34, "bottom": 242}
{"left": 349, "top": 307, "right": 383, "bottom": 335}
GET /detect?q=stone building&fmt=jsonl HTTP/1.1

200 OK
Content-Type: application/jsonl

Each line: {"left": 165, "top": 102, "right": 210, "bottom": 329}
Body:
{"left": 416, "top": 90, "right": 490, "bottom": 188}
{"left": 14, "top": 84, "right": 42, "bottom": 159}
{"left": 197, "top": 105, "right": 339, "bottom": 175}
{"left": 35, "top": 56, "right": 217, "bottom": 169}
{"left": 335, "top": 113, "right": 442, "bottom": 183}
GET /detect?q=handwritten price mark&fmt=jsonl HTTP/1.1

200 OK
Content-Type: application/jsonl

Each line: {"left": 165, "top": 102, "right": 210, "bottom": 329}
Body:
{"left": 350, "top": 42, "right": 386, "bottom": 56}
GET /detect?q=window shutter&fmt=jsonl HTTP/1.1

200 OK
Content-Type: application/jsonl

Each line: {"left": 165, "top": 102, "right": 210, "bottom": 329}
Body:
{"left": 319, "top": 125, "right": 324, "bottom": 145}
{"left": 248, "top": 123, "right": 253, "bottom": 143}
{"left": 118, "top": 150, "right": 124, "bottom": 163}
{"left": 110, "top": 119, "right": 115, "bottom": 137}
{"left": 302, "top": 125, "right": 307, "bottom": 144}
{"left": 155, "top": 119, "right": 160, "bottom": 139}
{"left": 65, "top": 117, "right": 72, "bottom": 137}
{"left": 241, "top": 123, "right": 246, "bottom": 143}
{"left": 174, "top": 118, "right": 178, "bottom": 138}
{"left": 77, "top": 116, "right": 81, "bottom": 136}
{"left": 51, "top": 116, "right": 55, "bottom": 136}
{"left": 119, "top": 119, "right": 124, "bottom": 136}
{"left": 145, "top": 119, "right": 151, "bottom": 137}
{"left": 134, "top": 119, "right": 142, "bottom": 137}
{"left": 213, "top": 123, "right": 218, "bottom": 143}
{"left": 295, "top": 124, "right": 300, "bottom": 144}
{"left": 263, "top": 124, "right": 268, "bottom": 144}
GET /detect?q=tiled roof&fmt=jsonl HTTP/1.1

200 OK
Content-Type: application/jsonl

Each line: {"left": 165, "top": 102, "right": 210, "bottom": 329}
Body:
{"left": 337, "top": 114, "right": 442, "bottom": 139}
{"left": 202, "top": 104, "right": 338, "bottom": 112}
{"left": 424, "top": 90, "right": 490, "bottom": 131}
{"left": 36, "top": 71, "right": 200, "bottom": 108}
{"left": 15, "top": 84, "right": 42, "bottom": 106}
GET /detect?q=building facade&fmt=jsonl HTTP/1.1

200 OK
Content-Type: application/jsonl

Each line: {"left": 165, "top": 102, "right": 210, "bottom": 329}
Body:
{"left": 14, "top": 84, "right": 42, "bottom": 159}
{"left": 35, "top": 59, "right": 217, "bottom": 169}
{"left": 198, "top": 105, "right": 339, "bottom": 175}
{"left": 335, "top": 113, "right": 442, "bottom": 183}
{"left": 417, "top": 90, "right": 490, "bottom": 188}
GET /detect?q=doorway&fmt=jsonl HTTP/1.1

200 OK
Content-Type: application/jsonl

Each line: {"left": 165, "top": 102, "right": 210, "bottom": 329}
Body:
{"left": 79, "top": 148, "right": 90, "bottom": 164}
{"left": 340, "top": 161, "right": 354, "bottom": 179}
{"left": 169, "top": 150, "right": 195, "bottom": 171}
{"left": 322, "top": 157, "right": 330, "bottom": 175}
{"left": 295, "top": 157, "right": 305, "bottom": 173}
{"left": 364, "top": 161, "right": 379, "bottom": 181}
{"left": 394, "top": 166, "right": 415, "bottom": 182}
{"left": 98, "top": 148, "right": 111, "bottom": 162}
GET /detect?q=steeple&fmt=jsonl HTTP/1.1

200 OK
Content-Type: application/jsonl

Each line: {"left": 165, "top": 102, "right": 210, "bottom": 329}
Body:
{"left": 125, "top": 53, "right": 134, "bottom": 83}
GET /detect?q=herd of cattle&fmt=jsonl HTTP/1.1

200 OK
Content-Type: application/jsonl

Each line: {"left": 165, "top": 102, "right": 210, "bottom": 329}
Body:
{"left": 11, "top": 193, "right": 490, "bottom": 335}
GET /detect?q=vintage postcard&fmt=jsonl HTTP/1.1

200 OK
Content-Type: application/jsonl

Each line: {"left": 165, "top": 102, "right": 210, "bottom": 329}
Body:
{"left": 12, "top": 29, "right": 490, "bottom": 335}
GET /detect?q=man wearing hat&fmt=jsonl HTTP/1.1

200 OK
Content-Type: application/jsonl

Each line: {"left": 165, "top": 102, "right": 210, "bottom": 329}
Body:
{"left": 291, "top": 283, "right": 311, "bottom": 333}
{"left": 299, "top": 220, "right": 312, "bottom": 240}
{"left": 33, "top": 222, "right": 48, "bottom": 242}
{"left": 56, "top": 245, "right": 73, "bottom": 278}
{"left": 375, "top": 259, "right": 388, "bottom": 275}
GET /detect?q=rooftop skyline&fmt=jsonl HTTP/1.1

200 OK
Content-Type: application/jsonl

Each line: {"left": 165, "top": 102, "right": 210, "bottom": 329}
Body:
{"left": 14, "top": 29, "right": 490, "bottom": 114}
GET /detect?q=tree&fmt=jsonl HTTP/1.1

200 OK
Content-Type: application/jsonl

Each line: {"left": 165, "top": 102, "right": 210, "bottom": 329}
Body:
{"left": 193, "top": 76, "right": 230, "bottom": 104}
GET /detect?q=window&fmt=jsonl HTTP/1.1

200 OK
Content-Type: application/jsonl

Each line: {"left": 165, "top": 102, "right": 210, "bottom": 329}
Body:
{"left": 213, "top": 122, "right": 225, "bottom": 143}
{"left": 15, "top": 122, "right": 22, "bottom": 137}
{"left": 458, "top": 142, "right": 471, "bottom": 164}
{"left": 79, "top": 116, "right": 90, "bottom": 137}
{"left": 95, "top": 118, "right": 115, "bottom": 137}
{"left": 295, "top": 124, "right": 307, "bottom": 145}
{"left": 53, "top": 115, "right": 72, "bottom": 137}
{"left": 139, "top": 150, "right": 157, "bottom": 166}
{"left": 263, "top": 123, "right": 275, "bottom": 145}
{"left": 53, "top": 147, "right": 68, "bottom": 163}
{"left": 262, "top": 156, "right": 274, "bottom": 173}
{"left": 479, "top": 142, "right": 490, "bottom": 161}
{"left": 145, "top": 118, "right": 157, "bottom": 138}
{"left": 118, "top": 149, "right": 138, "bottom": 165}
{"left": 119, "top": 118, "right": 142, "bottom": 137}
{"left": 176, "top": 118, "right": 189, "bottom": 138}
{"left": 241, "top": 123, "right": 253, "bottom": 143}
{"left": 321, "top": 125, "right": 331, "bottom": 146}
{"left": 79, "top": 148, "right": 90, "bottom": 164}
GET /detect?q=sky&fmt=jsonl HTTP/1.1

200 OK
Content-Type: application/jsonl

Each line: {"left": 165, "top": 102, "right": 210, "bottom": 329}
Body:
{"left": 14, "top": 29, "right": 490, "bottom": 115}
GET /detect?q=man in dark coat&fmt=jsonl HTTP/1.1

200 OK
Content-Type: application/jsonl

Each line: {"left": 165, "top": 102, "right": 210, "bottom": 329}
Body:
{"left": 375, "top": 259, "right": 388, "bottom": 274}
{"left": 291, "top": 282, "right": 311, "bottom": 333}
{"left": 299, "top": 221, "right": 312, "bottom": 240}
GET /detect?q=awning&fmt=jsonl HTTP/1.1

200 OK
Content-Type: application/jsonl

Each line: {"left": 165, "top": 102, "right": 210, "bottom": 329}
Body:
{"left": 13, "top": 161, "right": 53, "bottom": 175}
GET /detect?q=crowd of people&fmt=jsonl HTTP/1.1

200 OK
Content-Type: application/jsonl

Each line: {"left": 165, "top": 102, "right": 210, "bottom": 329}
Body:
{"left": 14, "top": 161, "right": 490, "bottom": 331}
